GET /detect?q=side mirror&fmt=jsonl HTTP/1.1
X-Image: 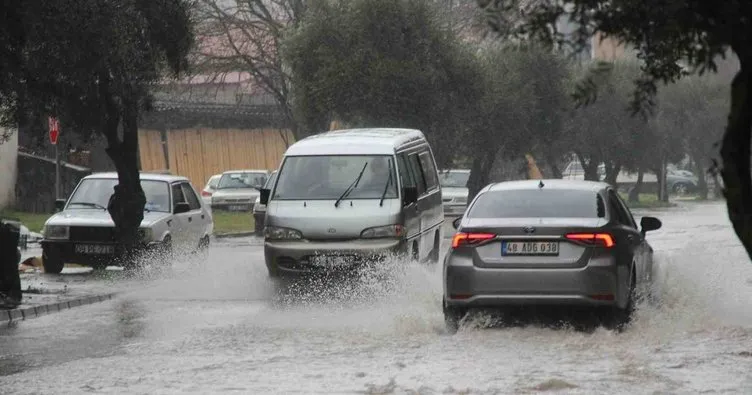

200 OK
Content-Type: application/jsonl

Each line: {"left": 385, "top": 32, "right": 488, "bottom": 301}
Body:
{"left": 402, "top": 186, "right": 418, "bottom": 206}
{"left": 54, "top": 199, "right": 66, "bottom": 212}
{"left": 452, "top": 217, "right": 461, "bottom": 230}
{"left": 174, "top": 202, "right": 191, "bottom": 214}
{"left": 259, "top": 188, "right": 271, "bottom": 205}
{"left": 640, "top": 216, "right": 662, "bottom": 234}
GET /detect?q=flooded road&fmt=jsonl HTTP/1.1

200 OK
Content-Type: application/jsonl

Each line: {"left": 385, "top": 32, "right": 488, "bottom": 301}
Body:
{"left": 2, "top": 201, "right": 752, "bottom": 394}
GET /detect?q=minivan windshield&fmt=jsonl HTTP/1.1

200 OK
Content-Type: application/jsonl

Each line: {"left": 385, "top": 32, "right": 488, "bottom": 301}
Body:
{"left": 217, "top": 172, "right": 267, "bottom": 190}
{"left": 467, "top": 189, "right": 602, "bottom": 218}
{"left": 67, "top": 178, "right": 171, "bottom": 213}
{"left": 439, "top": 170, "right": 470, "bottom": 188}
{"left": 272, "top": 155, "right": 398, "bottom": 200}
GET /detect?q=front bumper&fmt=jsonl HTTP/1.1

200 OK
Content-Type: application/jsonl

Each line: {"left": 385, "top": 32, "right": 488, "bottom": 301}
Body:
{"left": 444, "top": 254, "right": 622, "bottom": 308}
{"left": 265, "top": 238, "right": 407, "bottom": 274}
{"left": 41, "top": 240, "right": 162, "bottom": 265}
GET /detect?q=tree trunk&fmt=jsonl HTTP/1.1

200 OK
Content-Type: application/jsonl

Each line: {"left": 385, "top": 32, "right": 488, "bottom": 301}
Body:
{"left": 467, "top": 147, "right": 499, "bottom": 201}
{"left": 719, "top": 62, "right": 752, "bottom": 261}
{"left": 543, "top": 153, "right": 563, "bottom": 179}
{"left": 628, "top": 169, "right": 644, "bottom": 202}
{"left": 104, "top": 90, "right": 146, "bottom": 261}
{"left": 692, "top": 153, "right": 709, "bottom": 200}
{"left": 604, "top": 162, "right": 621, "bottom": 186}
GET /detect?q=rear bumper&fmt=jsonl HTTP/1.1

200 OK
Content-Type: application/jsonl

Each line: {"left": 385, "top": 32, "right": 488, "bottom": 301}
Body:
{"left": 444, "top": 254, "right": 623, "bottom": 308}
{"left": 265, "top": 238, "right": 407, "bottom": 275}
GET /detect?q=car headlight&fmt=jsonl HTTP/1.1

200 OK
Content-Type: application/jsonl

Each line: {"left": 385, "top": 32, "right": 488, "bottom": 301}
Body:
{"left": 43, "top": 225, "right": 69, "bottom": 240}
{"left": 361, "top": 224, "right": 404, "bottom": 239}
{"left": 264, "top": 226, "right": 302, "bottom": 240}
{"left": 212, "top": 197, "right": 223, "bottom": 204}
{"left": 137, "top": 228, "right": 153, "bottom": 242}
{"left": 454, "top": 197, "right": 467, "bottom": 204}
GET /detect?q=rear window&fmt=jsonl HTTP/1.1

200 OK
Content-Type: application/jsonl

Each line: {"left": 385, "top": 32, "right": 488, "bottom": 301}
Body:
{"left": 467, "top": 189, "right": 604, "bottom": 218}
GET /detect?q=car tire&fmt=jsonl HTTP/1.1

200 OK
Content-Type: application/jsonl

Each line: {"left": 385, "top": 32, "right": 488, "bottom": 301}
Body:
{"left": 443, "top": 298, "right": 467, "bottom": 334}
{"left": 42, "top": 246, "right": 65, "bottom": 274}
{"left": 605, "top": 270, "right": 636, "bottom": 331}
{"left": 672, "top": 182, "right": 691, "bottom": 195}
{"left": 157, "top": 236, "right": 173, "bottom": 263}
{"left": 197, "top": 235, "right": 210, "bottom": 252}
{"left": 427, "top": 232, "right": 440, "bottom": 264}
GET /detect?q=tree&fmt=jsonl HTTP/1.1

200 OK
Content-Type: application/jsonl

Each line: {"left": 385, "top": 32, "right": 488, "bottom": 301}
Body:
{"left": 656, "top": 75, "right": 729, "bottom": 199}
{"left": 478, "top": 0, "right": 752, "bottom": 261}
{"left": 281, "top": 0, "right": 481, "bottom": 168}
{"left": 194, "top": 0, "right": 307, "bottom": 140}
{"left": 1, "top": 0, "right": 194, "bottom": 256}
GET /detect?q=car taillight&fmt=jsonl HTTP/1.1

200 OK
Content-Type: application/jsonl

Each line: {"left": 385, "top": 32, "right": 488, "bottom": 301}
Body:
{"left": 451, "top": 232, "right": 496, "bottom": 249}
{"left": 565, "top": 233, "right": 615, "bottom": 248}
{"left": 201, "top": 190, "right": 212, "bottom": 197}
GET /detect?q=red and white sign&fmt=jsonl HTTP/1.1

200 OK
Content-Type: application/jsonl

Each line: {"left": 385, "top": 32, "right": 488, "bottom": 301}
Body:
{"left": 48, "top": 116, "right": 60, "bottom": 145}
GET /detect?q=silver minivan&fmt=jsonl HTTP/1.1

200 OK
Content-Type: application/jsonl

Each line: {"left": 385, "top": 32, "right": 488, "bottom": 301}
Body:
{"left": 259, "top": 128, "right": 444, "bottom": 277}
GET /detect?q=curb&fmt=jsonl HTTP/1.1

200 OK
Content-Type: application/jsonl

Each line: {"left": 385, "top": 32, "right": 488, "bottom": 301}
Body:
{"left": 1, "top": 292, "right": 117, "bottom": 323}
{"left": 213, "top": 231, "right": 258, "bottom": 239}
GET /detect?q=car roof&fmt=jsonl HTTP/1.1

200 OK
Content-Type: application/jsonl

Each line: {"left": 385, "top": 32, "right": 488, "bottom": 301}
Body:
{"left": 82, "top": 172, "right": 189, "bottom": 183}
{"left": 221, "top": 169, "right": 269, "bottom": 174}
{"left": 484, "top": 179, "right": 610, "bottom": 193}
{"left": 284, "top": 128, "right": 427, "bottom": 156}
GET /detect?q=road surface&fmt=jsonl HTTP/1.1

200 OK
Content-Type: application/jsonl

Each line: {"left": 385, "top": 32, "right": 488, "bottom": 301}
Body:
{"left": 2, "top": 202, "right": 752, "bottom": 394}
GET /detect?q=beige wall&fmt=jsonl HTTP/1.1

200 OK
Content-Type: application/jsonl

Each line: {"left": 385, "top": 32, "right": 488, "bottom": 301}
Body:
{"left": 0, "top": 129, "right": 18, "bottom": 209}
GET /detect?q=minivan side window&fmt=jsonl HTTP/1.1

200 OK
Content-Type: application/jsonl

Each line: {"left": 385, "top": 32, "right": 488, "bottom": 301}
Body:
{"left": 407, "top": 154, "right": 427, "bottom": 195}
{"left": 418, "top": 151, "right": 439, "bottom": 191}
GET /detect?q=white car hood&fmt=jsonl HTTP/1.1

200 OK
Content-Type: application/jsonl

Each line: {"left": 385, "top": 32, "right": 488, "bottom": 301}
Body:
{"left": 213, "top": 188, "right": 260, "bottom": 199}
{"left": 46, "top": 209, "right": 171, "bottom": 227}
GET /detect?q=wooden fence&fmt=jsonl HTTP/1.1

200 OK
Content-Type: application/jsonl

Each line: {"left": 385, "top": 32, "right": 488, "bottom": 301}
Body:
{"left": 139, "top": 128, "right": 295, "bottom": 189}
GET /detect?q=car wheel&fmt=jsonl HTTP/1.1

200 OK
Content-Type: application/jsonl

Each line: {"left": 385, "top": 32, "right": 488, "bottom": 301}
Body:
{"left": 157, "top": 236, "right": 173, "bottom": 263}
{"left": 412, "top": 242, "right": 419, "bottom": 262}
{"left": 672, "top": 182, "right": 690, "bottom": 195}
{"left": 42, "top": 246, "right": 65, "bottom": 274}
{"left": 443, "top": 298, "right": 467, "bottom": 334}
{"left": 427, "top": 232, "right": 440, "bottom": 264}
{"left": 605, "top": 270, "right": 636, "bottom": 331}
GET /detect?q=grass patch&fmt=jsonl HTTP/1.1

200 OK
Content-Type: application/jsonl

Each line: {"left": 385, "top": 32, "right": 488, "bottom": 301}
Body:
{"left": 618, "top": 193, "right": 676, "bottom": 209}
{"left": 211, "top": 210, "right": 255, "bottom": 235}
{"left": 0, "top": 209, "right": 51, "bottom": 233}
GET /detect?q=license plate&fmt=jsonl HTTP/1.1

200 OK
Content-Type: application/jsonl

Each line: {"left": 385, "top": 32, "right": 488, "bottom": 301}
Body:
{"left": 309, "top": 255, "right": 353, "bottom": 267}
{"left": 75, "top": 244, "right": 115, "bottom": 255}
{"left": 228, "top": 205, "right": 247, "bottom": 211}
{"left": 502, "top": 241, "right": 559, "bottom": 256}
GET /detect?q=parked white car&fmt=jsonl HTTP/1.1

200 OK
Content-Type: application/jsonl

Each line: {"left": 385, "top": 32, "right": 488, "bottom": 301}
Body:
{"left": 252, "top": 170, "right": 277, "bottom": 235}
{"left": 40, "top": 172, "right": 214, "bottom": 273}
{"left": 439, "top": 169, "right": 470, "bottom": 216}
{"left": 201, "top": 174, "right": 222, "bottom": 206}
{"left": 211, "top": 169, "right": 269, "bottom": 211}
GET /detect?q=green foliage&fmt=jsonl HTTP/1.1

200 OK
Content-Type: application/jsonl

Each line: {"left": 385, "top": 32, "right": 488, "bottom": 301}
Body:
{"left": 282, "top": 0, "right": 482, "bottom": 166}
{"left": 478, "top": 0, "right": 742, "bottom": 116}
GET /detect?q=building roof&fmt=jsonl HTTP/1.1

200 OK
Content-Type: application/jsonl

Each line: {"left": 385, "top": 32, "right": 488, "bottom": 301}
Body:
{"left": 285, "top": 128, "right": 427, "bottom": 156}
{"left": 82, "top": 172, "right": 189, "bottom": 183}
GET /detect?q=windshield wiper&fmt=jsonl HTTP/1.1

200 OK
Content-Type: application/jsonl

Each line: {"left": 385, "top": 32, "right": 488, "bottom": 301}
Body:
{"left": 335, "top": 162, "right": 368, "bottom": 208}
{"left": 69, "top": 202, "right": 107, "bottom": 210}
{"left": 379, "top": 159, "right": 393, "bottom": 207}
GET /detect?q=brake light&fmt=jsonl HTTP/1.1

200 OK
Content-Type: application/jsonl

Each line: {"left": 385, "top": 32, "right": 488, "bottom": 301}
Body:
{"left": 452, "top": 232, "right": 495, "bottom": 249}
{"left": 565, "top": 233, "right": 615, "bottom": 248}
{"left": 201, "top": 190, "right": 212, "bottom": 197}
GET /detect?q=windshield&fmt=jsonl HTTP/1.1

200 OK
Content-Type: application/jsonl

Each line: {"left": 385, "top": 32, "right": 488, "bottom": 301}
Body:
{"left": 67, "top": 178, "right": 171, "bottom": 213}
{"left": 467, "top": 189, "right": 602, "bottom": 218}
{"left": 272, "top": 155, "right": 398, "bottom": 200}
{"left": 439, "top": 170, "right": 470, "bottom": 188}
{"left": 217, "top": 172, "right": 267, "bottom": 190}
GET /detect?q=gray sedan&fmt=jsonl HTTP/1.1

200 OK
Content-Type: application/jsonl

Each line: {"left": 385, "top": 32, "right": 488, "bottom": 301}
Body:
{"left": 442, "top": 179, "right": 662, "bottom": 332}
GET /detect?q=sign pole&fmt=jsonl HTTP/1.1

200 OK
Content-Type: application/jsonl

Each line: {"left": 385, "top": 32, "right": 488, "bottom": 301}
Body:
{"left": 49, "top": 116, "right": 61, "bottom": 200}
{"left": 55, "top": 143, "right": 60, "bottom": 200}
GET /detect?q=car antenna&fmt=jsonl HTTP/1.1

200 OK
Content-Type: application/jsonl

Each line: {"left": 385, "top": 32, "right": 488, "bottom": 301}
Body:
{"left": 538, "top": 180, "right": 545, "bottom": 189}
